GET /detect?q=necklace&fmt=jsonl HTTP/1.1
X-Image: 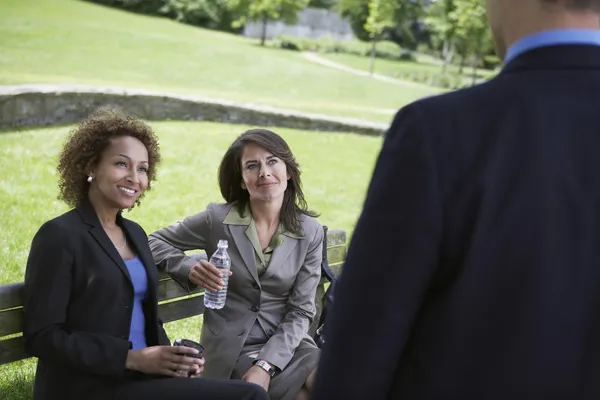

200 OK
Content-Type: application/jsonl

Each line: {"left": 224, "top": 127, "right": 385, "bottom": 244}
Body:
{"left": 114, "top": 236, "right": 127, "bottom": 251}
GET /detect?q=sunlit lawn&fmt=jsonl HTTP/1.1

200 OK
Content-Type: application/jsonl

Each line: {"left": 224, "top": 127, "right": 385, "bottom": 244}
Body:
{"left": 0, "top": 0, "right": 439, "bottom": 124}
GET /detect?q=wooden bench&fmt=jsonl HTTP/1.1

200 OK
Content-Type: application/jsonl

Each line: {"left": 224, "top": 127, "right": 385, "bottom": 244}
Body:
{"left": 0, "top": 229, "right": 347, "bottom": 366}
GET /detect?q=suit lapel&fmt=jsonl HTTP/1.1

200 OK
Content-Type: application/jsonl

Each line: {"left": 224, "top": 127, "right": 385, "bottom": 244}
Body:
{"left": 76, "top": 201, "right": 132, "bottom": 284}
{"left": 88, "top": 223, "right": 132, "bottom": 284}
{"left": 261, "top": 235, "right": 298, "bottom": 281}
{"left": 227, "top": 224, "right": 260, "bottom": 284}
{"left": 123, "top": 219, "right": 159, "bottom": 300}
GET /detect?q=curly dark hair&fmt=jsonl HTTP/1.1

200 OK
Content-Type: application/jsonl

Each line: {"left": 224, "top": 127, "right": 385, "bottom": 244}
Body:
{"left": 57, "top": 106, "right": 161, "bottom": 209}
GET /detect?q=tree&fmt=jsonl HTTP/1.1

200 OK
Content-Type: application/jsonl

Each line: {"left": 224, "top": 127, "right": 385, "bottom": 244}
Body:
{"left": 335, "top": 0, "right": 372, "bottom": 40}
{"left": 386, "top": 0, "right": 427, "bottom": 49}
{"left": 451, "top": 0, "right": 493, "bottom": 84}
{"left": 364, "top": 0, "right": 398, "bottom": 74}
{"left": 85, "top": 0, "right": 163, "bottom": 15}
{"left": 424, "top": 0, "right": 458, "bottom": 73}
{"left": 159, "top": 0, "right": 235, "bottom": 31}
{"left": 228, "top": 0, "right": 311, "bottom": 46}
{"left": 363, "top": 0, "right": 426, "bottom": 74}
{"left": 337, "top": 0, "right": 425, "bottom": 46}
{"left": 308, "top": 0, "right": 337, "bottom": 8}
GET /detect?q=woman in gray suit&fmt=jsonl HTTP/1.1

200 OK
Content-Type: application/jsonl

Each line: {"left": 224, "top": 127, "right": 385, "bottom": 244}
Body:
{"left": 149, "top": 128, "right": 323, "bottom": 400}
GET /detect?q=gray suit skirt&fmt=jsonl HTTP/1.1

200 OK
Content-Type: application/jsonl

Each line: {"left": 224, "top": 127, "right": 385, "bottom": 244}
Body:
{"left": 231, "top": 324, "right": 320, "bottom": 400}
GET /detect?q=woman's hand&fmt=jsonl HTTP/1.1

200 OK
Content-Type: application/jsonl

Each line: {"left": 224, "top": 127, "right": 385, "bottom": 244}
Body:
{"left": 187, "top": 365, "right": 204, "bottom": 378}
{"left": 242, "top": 365, "right": 271, "bottom": 391}
{"left": 188, "top": 259, "right": 232, "bottom": 292}
{"left": 125, "top": 346, "right": 204, "bottom": 378}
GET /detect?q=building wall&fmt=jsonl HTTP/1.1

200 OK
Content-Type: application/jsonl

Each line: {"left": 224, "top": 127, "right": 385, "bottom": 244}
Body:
{"left": 243, "top": 7, "right": 354, "bottom": 42}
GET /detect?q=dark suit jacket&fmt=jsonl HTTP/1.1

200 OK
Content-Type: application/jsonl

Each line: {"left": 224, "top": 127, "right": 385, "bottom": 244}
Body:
{"left": 312, "top": 44, "right": 600, "bottom": 400}
{"left": 23, "top": 200, "right": 170, "bottom": 400}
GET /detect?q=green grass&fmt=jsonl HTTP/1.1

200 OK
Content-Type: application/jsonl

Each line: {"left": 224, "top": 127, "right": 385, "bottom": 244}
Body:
{"left": 0, "top": 121, "right": 382, "bottom": 397}
{"left": 0, "top": 121, "right": 381, "bottom": 284}
{"left": 0, "top": 359, "right": 36, "bottom": 400}
{"left": 0, "top": 0, "right": 439, "bottom": 124}
{"left": 320, "top": 52, "right": 497, "bottom": 86}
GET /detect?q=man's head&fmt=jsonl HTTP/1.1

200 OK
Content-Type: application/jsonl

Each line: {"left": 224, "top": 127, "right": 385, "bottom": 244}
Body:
{"left": 485, "top": 0, "right": 600, "bottom": 59}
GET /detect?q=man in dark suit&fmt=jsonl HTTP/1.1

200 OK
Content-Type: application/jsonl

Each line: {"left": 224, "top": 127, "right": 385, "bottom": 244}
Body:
{"left": 312, "top": 1, "right": 600, "bottom": 399}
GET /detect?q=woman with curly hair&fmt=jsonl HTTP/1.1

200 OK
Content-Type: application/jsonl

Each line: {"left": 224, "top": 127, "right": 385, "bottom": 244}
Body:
{"left": 22, "top": 107, "right": 268, "bottom": 400}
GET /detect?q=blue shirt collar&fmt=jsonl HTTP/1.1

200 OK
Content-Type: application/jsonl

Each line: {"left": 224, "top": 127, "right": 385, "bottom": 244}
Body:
{"left": 505, "top": 29, "right": 600, "bottom": 64}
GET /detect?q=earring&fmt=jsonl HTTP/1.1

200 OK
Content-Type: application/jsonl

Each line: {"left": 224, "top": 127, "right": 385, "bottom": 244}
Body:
{"left": 87, "top": 176, "right": 93, "bottom": 183}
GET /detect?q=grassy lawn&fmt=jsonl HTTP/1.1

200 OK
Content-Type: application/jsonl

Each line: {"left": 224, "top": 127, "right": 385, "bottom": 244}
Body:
{"left": 0, "top": 0, "right": 439, "bottom": 124}
{"left": 0, "top": 121, "right": 381, "bottom": 398}
{"left": 0, "top": 121, "right": 381, "bottom": 284}
{"left": 321, "top": 52, "right": 497, "bottom": 86}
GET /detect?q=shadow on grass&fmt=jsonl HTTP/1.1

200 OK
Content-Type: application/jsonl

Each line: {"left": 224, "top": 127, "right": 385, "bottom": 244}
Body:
{"left": 0, "top": 359, "right": 36, "bottom": 400}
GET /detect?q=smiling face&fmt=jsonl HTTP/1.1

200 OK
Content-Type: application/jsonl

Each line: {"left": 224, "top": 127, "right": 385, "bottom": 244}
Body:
{"left": 88, "top": 135, "right": 149, "bottom": 210}
{"left": 240, "top": 142, "right": 290, "bottom": 204}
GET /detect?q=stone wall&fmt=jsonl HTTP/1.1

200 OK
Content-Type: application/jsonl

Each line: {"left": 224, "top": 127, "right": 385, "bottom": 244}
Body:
{"left": 243, "top": 7, "right": 354, "bottom": 42}
{"left": 0, "top": 84, "right": 386, "bottom": 136}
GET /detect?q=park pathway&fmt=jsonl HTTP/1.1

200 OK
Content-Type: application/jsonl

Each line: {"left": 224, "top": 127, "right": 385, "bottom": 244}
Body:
{"left": 300, "top": 52, "right": 436, "bottom": 90}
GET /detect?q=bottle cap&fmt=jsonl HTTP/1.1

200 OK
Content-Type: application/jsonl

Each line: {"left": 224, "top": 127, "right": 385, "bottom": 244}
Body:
{"left": 217, "top": 239, "right": 228, "bottom": 248}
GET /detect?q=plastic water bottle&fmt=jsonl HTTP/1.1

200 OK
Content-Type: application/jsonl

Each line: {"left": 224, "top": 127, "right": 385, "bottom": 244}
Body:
{"left": 203, "top": 240, "right": 231, "bottom": 309}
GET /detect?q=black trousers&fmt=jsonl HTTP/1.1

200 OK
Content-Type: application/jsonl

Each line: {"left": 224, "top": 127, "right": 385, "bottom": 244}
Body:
{"left": 114, "top": 375, "right": 269, "bottom": 400}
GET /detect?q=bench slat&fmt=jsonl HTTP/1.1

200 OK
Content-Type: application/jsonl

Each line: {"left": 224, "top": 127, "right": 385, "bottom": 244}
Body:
{"left": 158, "top": 279, "right": 203, "bottom": 302}
{"left": 0, "top": 336, "right": 28, "bottom": 365}
{"left": 0, "top": 283, "right": 24, "bottom": 311}
{"left": 327, "top": 246, "right": 347, "bottom": 265}
{"left": 158, "top": 295, "right": 205, "bottom": 323}
{"left": 330, "top": 262, "right": 343, "bottom": 278}
{"left": 326, "top": 229, "right": 346, "bottom": 247}
{"left": 0, "top": 249, "right": 346, "bottom": 338}
{"left": 0, "top": 308, "right": 23, "bottom": 337}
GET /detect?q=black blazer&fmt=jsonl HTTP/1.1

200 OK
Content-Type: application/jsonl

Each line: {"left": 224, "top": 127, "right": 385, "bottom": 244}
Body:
{"left": 23, "top": 200, "right": 170, "bottom": 400}
{"left": 312, "top": 44, "right": 600, "bottom": 400}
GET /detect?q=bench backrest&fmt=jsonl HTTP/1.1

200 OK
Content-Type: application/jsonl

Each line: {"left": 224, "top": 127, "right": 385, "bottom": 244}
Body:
{"left": 0, "top": 229, "right": 347, "bottom": 365}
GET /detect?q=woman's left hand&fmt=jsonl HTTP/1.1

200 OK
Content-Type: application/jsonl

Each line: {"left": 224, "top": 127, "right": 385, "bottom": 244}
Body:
{"left": 242, "top": 365, "right": 271, "bottom": 391}
{"left": 186, "top": 364, "right": 204, "bottom": 378}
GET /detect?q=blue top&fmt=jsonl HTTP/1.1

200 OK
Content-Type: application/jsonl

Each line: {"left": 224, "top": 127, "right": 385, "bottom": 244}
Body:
{"left": 505, "top": 29, "right": 600, "bottom": 64}
{"left": 124, "top": 256, "right": 149, "bottom": 350}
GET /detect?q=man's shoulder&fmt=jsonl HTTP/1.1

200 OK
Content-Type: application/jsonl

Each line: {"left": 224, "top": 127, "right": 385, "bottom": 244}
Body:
{"left": 410, "top": 76, "right": 507, "bottom": 116}
{"left": 385, "top": 74, "right": 514, "bottom": 142}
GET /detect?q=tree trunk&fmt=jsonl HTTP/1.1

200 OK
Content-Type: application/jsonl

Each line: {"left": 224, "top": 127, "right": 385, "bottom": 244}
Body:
{"left": 441, "top": 40, "right": 454, "bottom": 74}
{"left": 369, "top": 39, "right": 377, "bottom": 76}
{"left": 459, "top": 55, "right": 466, "bottom": 74}
{"left": 471, "top": 53, "right": 480, "bottom": 86}
{"left": 260, "top": 15, "right": 267, "bottom": 46}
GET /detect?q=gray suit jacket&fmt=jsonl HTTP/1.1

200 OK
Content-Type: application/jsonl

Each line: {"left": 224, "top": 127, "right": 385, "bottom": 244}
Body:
{"left": 148, "top": 202, "right": 323, "bottom": 378}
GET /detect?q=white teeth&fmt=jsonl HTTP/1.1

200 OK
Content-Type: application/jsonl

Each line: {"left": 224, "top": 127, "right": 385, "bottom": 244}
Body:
{"left": 119, "top": 187, "right": 135, "bottom": 194}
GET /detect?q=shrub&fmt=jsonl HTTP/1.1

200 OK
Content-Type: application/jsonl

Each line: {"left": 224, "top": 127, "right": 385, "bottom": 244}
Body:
{"left": 269, "top": 35, "right": 414, "bottom": 61}
{"left": 392, "top": 70, "right": 478, "bottom": 90}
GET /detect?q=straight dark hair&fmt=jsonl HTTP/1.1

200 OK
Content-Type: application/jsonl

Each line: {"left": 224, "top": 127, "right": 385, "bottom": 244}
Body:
{"left": 218, "top": 128, "right": 319, "bottom": 234}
